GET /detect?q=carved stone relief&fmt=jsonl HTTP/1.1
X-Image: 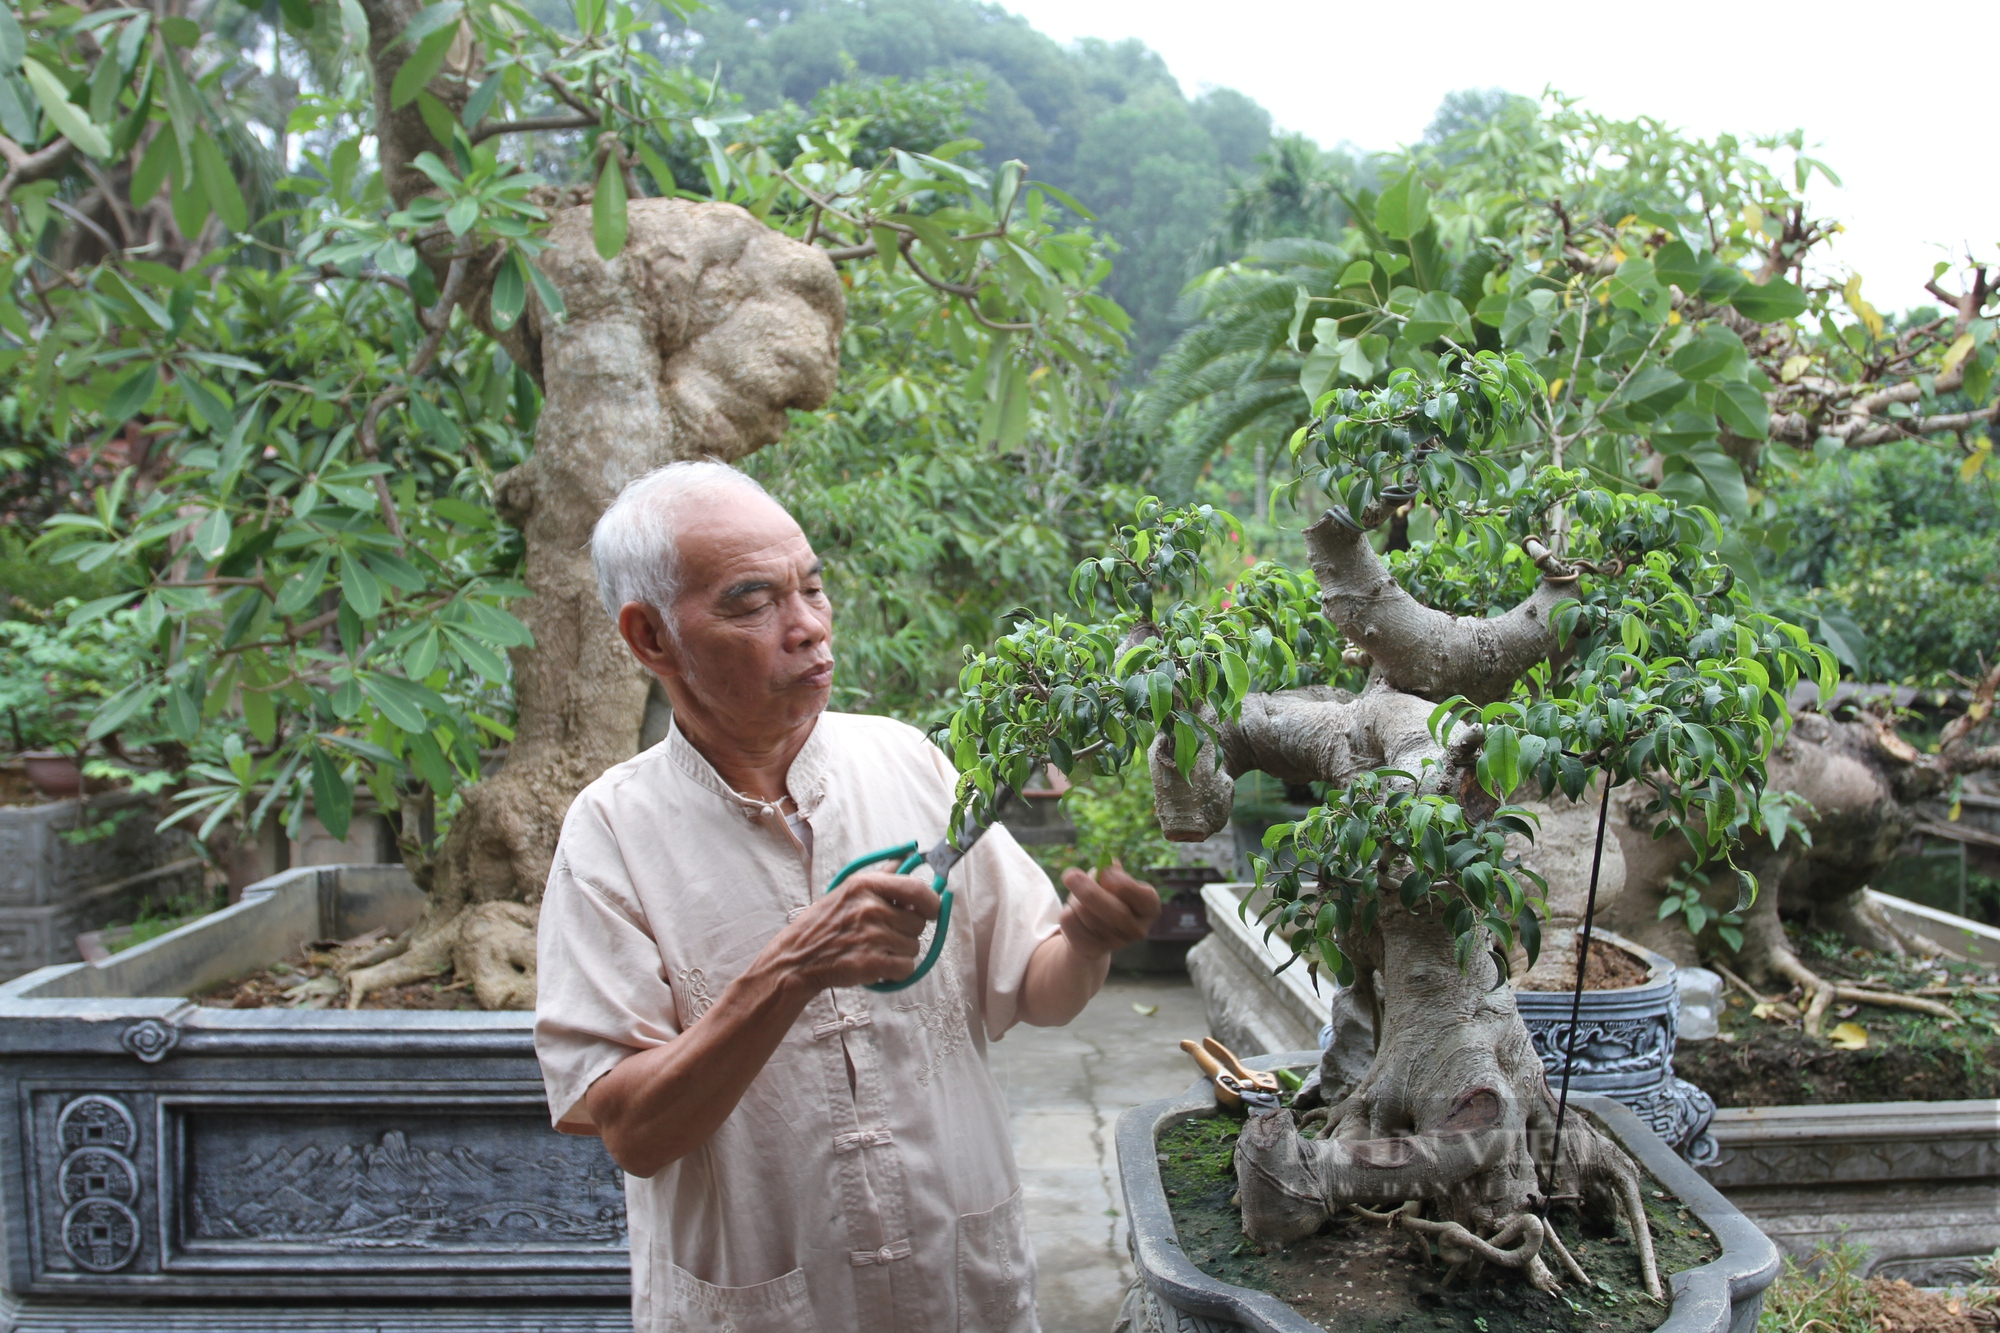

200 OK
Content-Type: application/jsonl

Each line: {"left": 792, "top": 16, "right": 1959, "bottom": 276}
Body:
{"left": 1517, "top": 978, "right": 1717, "bottom": 1161}
{"left": 51, "top": 1094, "right": 144, "bottom": 1273}
{"left": 182, "top": 1111, "right": 627, "bottom": 1251}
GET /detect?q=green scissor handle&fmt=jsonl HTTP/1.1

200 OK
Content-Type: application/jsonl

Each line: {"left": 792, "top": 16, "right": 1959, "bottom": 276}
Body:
{"left": 826, "top": 840, "right": 955, "bottom": 993}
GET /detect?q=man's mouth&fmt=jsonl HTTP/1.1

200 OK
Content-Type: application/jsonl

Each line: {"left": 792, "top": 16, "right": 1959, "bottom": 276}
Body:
{"left": 798, "top": 661, "right": 834, "bottom": 688}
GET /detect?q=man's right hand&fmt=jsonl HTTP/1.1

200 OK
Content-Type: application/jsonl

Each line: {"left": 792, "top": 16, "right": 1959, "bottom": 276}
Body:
{"left": 761, "top": 873, "right": 942, "bottom": 993}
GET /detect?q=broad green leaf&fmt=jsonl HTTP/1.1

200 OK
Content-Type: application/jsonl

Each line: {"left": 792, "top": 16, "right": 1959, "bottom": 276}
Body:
{"left": 1671, "top": 327, "right": 1748, "bottom": 382}
{"left": 636, "top": 141, "right": 676, "bottom": 196}
{"left": 1606, "top": 257, "right": 1668, "bottom": 320}
{"left": 275, "top": 553, "right": 330, "bottom": 614}
{"left": 1402, "top": 291, "right": 1472, "bottom": 347}
{"left": 0, "top": 7, "right": 22, "bottom": 68}
{"left": 1707, "top": 379, "right": 1770, "bottom": 439}
{"left": 191, "top": 508, "right": 232, "bottom": 560}
{"left": 169, "top": 160, "right": 208, "bottom": 239}
{"left": 524, "top": 253, "right": 567, "bottom": 321}
{"left": 339, "top": 551, "right": 382, "bottom": 618}
{"left": 181, "top": 377, "right": 234, "bottom": 435}
{"left": 407, "top": 730, "right": 457, "bottom": 796}
{"left": 131, "top": 123, "right": 178, "bottom": 205}
{"left": 309, "top": 747, "right": 354, "bottom": 841}
{"left": 489, "top": 250, "right": 526, "bottom": 330}
{"left": 191, "top": 132, "right": 248, "bottom": 232}
{"left": 241, "top": 681, "right": 276, "bottom": 744}
{"left": 1688, "top": 446, "right": 1750, "bottom": 517}
{"left": 389, "top": 21, "right": 455, "bottom": 109}
{"left": 1729, "top": 277, "right": 1807, "bottom": 323}
{"left": 103, "top": 362, "right": 158, "bottom": 422}
{"left": 445, "top": 195, "right": 478, "bottom": 237}
{"left": 1374, "top": 171, "right": 1430, "bottom": 241}
{"left": 22, "top": 58, "right": 112, "bottom": 158}
{"left": 593, "top": 154, "right": 628, "bottom": 260}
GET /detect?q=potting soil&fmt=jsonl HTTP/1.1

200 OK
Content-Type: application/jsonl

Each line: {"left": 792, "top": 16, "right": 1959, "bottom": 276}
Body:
{"left": 1157, "top": 1113, "right": 1719, "bottom": 1333}
{"left": 193, "top": 937, "right": 482, "bottom": 1010}
{"left": 1674, "top": 937, "right": 1999, "bottom": 1106}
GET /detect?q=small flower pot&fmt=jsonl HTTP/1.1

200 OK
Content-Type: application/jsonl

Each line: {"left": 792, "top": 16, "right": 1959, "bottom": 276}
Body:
{"left": 21, "top": 751, "right": 82, "bottom": 801}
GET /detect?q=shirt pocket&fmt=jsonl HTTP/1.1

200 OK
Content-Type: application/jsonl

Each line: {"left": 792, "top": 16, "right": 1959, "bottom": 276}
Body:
{"left": 662, "top": 1261, "right": 817, "bottom": 1333}
{"left": 955, "top": 1185, "right": 1037, "bottom": 1333}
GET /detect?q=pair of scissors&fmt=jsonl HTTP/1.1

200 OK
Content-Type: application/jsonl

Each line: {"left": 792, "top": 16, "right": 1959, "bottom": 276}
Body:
{"left": 825, "top": 788, "right": 1014, "bottom": 993}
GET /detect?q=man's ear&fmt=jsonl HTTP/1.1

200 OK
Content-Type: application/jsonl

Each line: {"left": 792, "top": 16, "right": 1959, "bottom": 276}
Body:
{"left": 617, "top": 602, "right": 681, "bottom": 679}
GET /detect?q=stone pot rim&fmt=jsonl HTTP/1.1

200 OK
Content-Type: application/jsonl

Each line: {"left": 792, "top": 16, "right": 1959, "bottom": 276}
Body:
{"left": 1511, "top": 926, "right": 1678, "bottom": 1006}
{"left": 1116, "top": 1051, "right": 1780, "bottom": 1333}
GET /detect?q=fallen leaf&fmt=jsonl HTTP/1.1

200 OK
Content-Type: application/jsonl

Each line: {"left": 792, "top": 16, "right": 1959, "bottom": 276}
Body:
{"left": 1828, "top": 1021, "right": 1869, "bottom": 1050}
{"left": 1752, "top": 1002, "right": 1780, "bottom": 1021}
{"left": 1132, "top": 1003, "right": 1159, "bottom": 1017}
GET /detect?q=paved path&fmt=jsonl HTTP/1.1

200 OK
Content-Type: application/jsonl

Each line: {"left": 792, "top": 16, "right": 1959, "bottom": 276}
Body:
{"left": 991, "top": 974, "right": 1211, "bottom": 1333}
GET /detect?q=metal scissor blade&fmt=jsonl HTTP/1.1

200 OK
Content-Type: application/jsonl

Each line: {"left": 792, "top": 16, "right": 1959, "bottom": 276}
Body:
{"left": 921, "top": 786, "right": 1015, "bottom": 884}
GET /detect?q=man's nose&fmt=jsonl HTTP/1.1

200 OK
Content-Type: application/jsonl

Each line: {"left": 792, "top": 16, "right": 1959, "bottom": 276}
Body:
{"left": 781, "top": 592, "right": 827, "bottom": 647}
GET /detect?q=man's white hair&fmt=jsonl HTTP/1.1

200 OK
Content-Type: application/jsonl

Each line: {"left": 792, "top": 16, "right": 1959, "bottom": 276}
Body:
{"left": 591, "top": 461, "right": 775, "bottom": 624}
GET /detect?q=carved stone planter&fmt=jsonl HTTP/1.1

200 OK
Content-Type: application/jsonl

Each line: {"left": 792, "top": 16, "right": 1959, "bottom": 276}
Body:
{"left": 1189, "top": 885, "right": 1717, "bottom": 1161}
{"left": 1514, "top": 933, "right": 1717, "bottom": 1164}
{"left": 1696, "top": 1098, "right": 2000, "bottom": 1286}
{"left": 1117, "top": 1055, "right": 1781, "bottom": 1333}
{"left": 0, "top": 791, "right": 202, "bottom": 984}
{"left": 0, "top": 864, "right": 627, "bottom": 1332}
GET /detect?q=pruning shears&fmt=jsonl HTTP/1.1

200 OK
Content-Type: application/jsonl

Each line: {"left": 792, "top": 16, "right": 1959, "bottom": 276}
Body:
{"left": 826, "top": 788, "right": 1014, "bottom": 993}
{"left": 1181, "top": 1037, "right": 1284, "bottom": 1114}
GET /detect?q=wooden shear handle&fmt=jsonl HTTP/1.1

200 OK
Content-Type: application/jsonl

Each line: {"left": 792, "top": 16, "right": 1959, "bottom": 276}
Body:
{"left": 1178, "top": 1039, "right": 1240, "bottom": 1108}
{"left": 1202, "top": 1037, "right": 1281, "bottom": 1093}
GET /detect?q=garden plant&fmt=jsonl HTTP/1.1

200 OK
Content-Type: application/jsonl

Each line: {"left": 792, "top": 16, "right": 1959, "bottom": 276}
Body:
{"left": 3, "top": 0, "right": 1996, "bottom": 1245}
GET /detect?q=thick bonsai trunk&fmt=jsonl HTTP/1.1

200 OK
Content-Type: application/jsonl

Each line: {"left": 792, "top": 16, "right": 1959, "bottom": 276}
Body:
{"left": 1234, "top": 906, "right": 1661, "bottom": 1298}
{"left": 1594, "top": 687, "right": 1998, "bottom": 1027}
{"left": 344, "top": 207, "right": 844, "bottom": 1009}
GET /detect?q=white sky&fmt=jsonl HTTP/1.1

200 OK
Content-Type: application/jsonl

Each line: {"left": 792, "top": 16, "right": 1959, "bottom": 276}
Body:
{"left": 1002, "top": 0, "right": 1997, "bottom": 313}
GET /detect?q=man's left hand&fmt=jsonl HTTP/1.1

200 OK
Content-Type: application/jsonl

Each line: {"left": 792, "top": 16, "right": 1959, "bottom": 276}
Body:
{"left": 1057, "top": 862, "right": 1163, "bottom": 959}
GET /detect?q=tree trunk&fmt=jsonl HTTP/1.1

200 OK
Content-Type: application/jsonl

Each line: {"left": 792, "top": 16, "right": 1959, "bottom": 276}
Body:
{"left": 1236, "top": 905, "right": 1662, "bottom": 1298}
{"left": 343, "top": 0, "right": 845, "bottom": 1006}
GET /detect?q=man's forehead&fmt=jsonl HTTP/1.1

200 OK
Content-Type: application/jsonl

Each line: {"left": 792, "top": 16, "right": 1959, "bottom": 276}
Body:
{"left": 677, "top": 492, "right": 815, "bottom": 588}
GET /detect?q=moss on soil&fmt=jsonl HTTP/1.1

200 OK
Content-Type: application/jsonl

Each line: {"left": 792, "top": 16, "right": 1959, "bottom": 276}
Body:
{"left": 1159, "top": 1112, "right": 1719, "bottom": 1333}
{"left": 1676, "top": 936, "right": 2000, "bottom": 1108}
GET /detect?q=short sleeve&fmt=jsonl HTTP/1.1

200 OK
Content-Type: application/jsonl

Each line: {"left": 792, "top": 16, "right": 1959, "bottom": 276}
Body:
{"left": 922, "top": 744, "right": 1063, "bottom": 1041}
{"left": 534, "top": 806, "right": 680, "bottom": 1130}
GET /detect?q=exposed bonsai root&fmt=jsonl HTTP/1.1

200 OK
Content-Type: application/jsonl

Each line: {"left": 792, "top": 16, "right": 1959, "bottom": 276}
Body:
{"left": 346, "top": 904, "right": 461, "bottom": 1005}
{"left": 1717, "top": 945, "right": 1959, "bottom": 1037}
{"left": 1232, "top": 906, "right": 1665, "bottom": 1301}
{"left": 344, "top": 900, "right": 538, "bottom": 1009}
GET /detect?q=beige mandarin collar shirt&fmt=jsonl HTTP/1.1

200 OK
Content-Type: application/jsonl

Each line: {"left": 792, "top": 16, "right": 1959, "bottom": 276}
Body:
{"left": 534, "top": 712, "right": 1063, "bottom": 1333}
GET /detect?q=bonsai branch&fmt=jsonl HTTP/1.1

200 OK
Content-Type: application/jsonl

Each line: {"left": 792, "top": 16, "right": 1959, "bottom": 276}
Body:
{"left": 1305, "top": 513, "right": 1566, "bottom": 706}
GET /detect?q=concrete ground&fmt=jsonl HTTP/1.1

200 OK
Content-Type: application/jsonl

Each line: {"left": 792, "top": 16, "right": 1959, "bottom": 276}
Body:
{"left": 991, "top": 973, "right": 1211, "bottom": 1333}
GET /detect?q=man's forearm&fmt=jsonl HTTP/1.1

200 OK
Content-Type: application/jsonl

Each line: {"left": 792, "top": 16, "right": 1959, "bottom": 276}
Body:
{"left": 1017, "top": 933, "right": 1111, "bottom": 1027}
{"left": 584, "top": 958, "right": 808, "bottom": 1178}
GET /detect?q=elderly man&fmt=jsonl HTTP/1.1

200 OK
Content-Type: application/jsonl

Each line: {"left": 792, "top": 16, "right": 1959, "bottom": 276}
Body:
{"left": 534, "top": 461, "right": 1161, "bottom": 1332}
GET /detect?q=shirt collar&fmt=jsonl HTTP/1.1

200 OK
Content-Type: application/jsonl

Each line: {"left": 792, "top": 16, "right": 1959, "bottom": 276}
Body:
{"left": 665, "top": 714, "right": 831, "bottom": 820}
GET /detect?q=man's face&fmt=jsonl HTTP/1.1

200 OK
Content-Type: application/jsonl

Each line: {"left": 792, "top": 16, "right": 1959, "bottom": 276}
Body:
{"left": 658, "top": 489, "right": 833, "bottom": 736}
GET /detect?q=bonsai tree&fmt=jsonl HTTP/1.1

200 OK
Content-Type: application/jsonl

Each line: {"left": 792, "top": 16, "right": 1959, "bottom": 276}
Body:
{"left": 2, "top": 0, "right": 1124, "bottom": 1005}
{"left": 945, "top": 352, "right": 1836, "bottom": 1291}
{"left": 1139, "top": 98, "right": 2000, "bottom": 1016}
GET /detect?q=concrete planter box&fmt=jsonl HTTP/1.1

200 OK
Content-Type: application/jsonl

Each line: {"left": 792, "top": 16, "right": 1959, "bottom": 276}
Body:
{"left": 0, "top": 864, "right": 627, "bottom": 1332}
{"left": 1682, "top": 895, "right": 2000, "bottom": 1283}
{"left": 1697, "top": 1099, "right": 2000, "bottom": 1286}
{"left": 1188, "top": 884, "right": 1716, "bottom": 1160}
{"left": 1117, "top": 1055, "right": 1780, "bottom": 1333}
{"left": 0, "top": 792, "right": 202, "bottom": 984}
